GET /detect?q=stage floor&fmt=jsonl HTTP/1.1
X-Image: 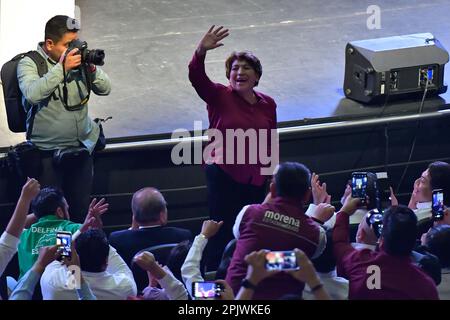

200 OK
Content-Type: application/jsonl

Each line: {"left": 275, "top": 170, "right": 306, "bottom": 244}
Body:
{"left": 1, "top": 0, "right": 450, "bottom": 147}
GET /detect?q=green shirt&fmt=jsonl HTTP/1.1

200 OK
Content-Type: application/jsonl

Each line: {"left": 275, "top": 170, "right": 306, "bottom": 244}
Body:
{"left": 18, "top": 215, "right": 81, "bottom": 278}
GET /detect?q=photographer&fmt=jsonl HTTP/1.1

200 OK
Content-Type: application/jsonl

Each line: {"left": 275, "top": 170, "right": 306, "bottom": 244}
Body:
{"left": 17, "top": 15, "right": 111, "bottom": 223}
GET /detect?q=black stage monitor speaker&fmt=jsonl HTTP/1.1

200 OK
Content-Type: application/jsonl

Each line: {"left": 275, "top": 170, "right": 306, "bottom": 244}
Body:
{"left": 344, "top": 33, "right": 449, "bottom": 104}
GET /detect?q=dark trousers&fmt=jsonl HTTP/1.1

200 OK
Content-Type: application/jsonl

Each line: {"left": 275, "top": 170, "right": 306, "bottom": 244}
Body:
{"left": 38, "top": 152, "right": 94, "bottom": 223}
{"left": 205, "top": 164, "right": 266, "bottom": 271}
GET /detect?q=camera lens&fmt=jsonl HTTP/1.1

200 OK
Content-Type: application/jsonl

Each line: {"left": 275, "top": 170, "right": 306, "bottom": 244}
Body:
{"left": 86, "top": 49, "right": 105, "bottom": 66}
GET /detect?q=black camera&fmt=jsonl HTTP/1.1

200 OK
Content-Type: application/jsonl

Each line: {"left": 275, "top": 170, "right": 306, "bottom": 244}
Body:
{"left": 67, "top": 39, "right": 105, "bottom": 66}
{"left": 366, "top": 208, "right": 384, "bottom": 238}
{"left": 351, "top": 171, "right": 391, "bottom": 211}
{"left": 352, "top": 171, "right": 393, "bottom": 238}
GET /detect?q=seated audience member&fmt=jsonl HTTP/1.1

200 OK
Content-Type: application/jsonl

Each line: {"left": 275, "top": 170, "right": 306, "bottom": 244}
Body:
{"left": 40, "top": 229, "right": 136, "bottom": 300}
{"left": 109, "top": 187, "right": 193, "bottom": 266}
{"left": 236, "top": 248, "right": 330, "bottom": 300}
{"left": 422, "top": 225, "right": 450, "bottom": 299}
{"left": 133, "top": 251, "right": 188, "bottom": 300}
{"left": 233, "top": 172, "right": 335, "bottom": 239}
{"left": 407, "top": 161, "right": 450, "bottom": 225}
{"left": 1, "top": 179, "right": 40, "bottom": 278}
{"left": 303, "top": 230, "right": 349, "bottom": 300}
{"left": 333, "top": 196, "right": 439, "bottom": 300}
{"left": 10, "top": 245, "right": 95, "bottom": 300}
{"left": 226, "top": 162, "right": 326, "bottom": 299}
{"left": 18, "top": 187, "right": 108, "bottom": 278}
{"left": 353, "top": 205, "right": 441, "bottom": 285}
{"left": 166, "top": 240, "right": 192, "bottom": 283}
{"left": 181, "top": 219, "right": 224, "bottom": 298}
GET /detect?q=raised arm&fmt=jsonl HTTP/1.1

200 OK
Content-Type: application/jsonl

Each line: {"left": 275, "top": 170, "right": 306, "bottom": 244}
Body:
{"left": 333, "top": 195, "right": 361, "bottom": 266}
{"left": 6, "top": 178, "right": 40, "bottom": 238}
{"left": 17, "top": 49, "right": 80, "bottom": 105}
{"left": 188, "top": 26, "right": 229, "bottom": 104}
{"left": 88, "top": 66, "right": 112, "bottom": 96}
{"left": 181, "top": 220, "right": 223, "bottom": 297}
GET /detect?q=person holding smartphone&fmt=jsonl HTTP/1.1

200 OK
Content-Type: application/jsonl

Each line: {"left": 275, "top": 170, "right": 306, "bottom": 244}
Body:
{"left": 236, "top": 249, "right": 330, "bottom": 300}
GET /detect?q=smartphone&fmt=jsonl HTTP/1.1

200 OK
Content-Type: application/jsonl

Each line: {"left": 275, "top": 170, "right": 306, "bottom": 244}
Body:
{"left": 265, "top": 250, "right": 299, "bottom": 271}
{"left": 56, "top": 231, "right": 72, "bottom": 258}
{"left": 192, "top": 282, "right": 224, "bottom": 300}
{"left": 432, "top": 189, "right": 445, "bottom": 221}
{"left": 352, "top": 172, "right": 368, "bottom": 204}
{"left": 375, "top": 172, "right": 391, "bottom": 204}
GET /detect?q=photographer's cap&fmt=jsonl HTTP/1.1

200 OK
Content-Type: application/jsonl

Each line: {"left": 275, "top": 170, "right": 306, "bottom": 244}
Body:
{"left": 66, "top": 17, "right": 81, "bottom": 31}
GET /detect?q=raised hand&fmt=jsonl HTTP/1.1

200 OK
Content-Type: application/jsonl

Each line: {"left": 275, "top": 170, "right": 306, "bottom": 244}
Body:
{"left": 311, "top": 173, "right": 329, "bottom": 205}
{"left": 80, "top": 198, "right": 109, "bottom": 232}
{"left": 341, "top": 194, "right": 361, "bottom": 216}
{"left": 133, "top": 251, "right": 156, "bottom": 271}
{"left": 287, "top": 248, "right": 321, "bottom": 287}
{"left": 340, "top": 182, "right": 352, "bottom": 205}
{"left": 311, "top": 203, "right": 335, "bottom": 224}
{"left": 20, "top": 178, "right": 41, "bottom": 202}
{"left": 390, "top": 187, "right": 399, "bottom": 206}
{"left": 244, "top": 249, "right": 280, "bottom": 286}
{"left": 215, "top": 280, "right": 235, "bottom": 300}
{"left": 33, "top": 245, "right": 59, "bottom": 274}
{"left": 200, "top": 220, "right": 224, "bottom": 239}
{"left": 196, "top": 25, "right": 230, "bottom": 56}
{"left": 60, "top": 48, "right": 81, "bottom": 71}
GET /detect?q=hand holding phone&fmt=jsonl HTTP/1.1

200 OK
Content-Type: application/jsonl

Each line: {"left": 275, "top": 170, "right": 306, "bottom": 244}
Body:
{"left": 352, "top": 172, "right": 368, "bottom": 205}
{"left": 192, "top": 281, "right": 224, "bottom": 300}
{"left": 432, "top": 189, "right": 445, "bottom": 221}
{"left": 265, "top": 251, "right": 299, "bottom": 271}
{"left": 56, "top": 231, "right": 72, "bottom": 259}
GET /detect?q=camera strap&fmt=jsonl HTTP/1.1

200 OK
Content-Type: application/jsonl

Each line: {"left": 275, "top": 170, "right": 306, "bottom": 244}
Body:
{"left": 61, "top": 51, "right": 91, "bottom": 111}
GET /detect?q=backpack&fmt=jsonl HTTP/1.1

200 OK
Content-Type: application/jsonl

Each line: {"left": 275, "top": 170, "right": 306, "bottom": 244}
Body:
{"left": 1, "top": 51, "right": 48, "bottom": 138}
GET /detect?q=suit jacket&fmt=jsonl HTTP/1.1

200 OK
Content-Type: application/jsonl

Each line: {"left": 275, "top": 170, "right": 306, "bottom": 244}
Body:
{"left": 109, "top": 226, "right": 193, "bottom": 267}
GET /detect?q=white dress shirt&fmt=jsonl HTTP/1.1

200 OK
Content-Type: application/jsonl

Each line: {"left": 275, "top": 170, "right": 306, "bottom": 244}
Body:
{"left": 148, "top": 266, "right": 188, "bottom": 300}
{"left": 40, "top": 245, "right": 137, "bottom": 300}
{"left": 302, "top": 269, "right": 349, "bottom": 300}
{"left": 0, "top": 232, "right": 20, "bottom": 277}
{"left": 181, "top": 234, "right": 208, "bottom": 298}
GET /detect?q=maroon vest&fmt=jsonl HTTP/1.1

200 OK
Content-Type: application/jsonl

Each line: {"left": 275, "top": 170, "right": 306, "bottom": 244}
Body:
{"left": 226, "top": 197, "right": 321, "bottom": 299}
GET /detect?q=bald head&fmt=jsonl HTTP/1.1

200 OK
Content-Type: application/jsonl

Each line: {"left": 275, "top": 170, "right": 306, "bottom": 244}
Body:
{"left": 132, "top": 188, "right": 167, "bottom": 225}
{"left": 356, "top": 215, "right": 378, "bottom": 246}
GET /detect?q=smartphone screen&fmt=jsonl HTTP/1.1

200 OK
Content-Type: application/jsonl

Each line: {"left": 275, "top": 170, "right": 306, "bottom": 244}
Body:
{"left": 265, "top": 251, "right": 299, "bottom": 271}
{"left": 192, "top": 282, "right": 223, "bottom": 299}
{"left": 432, "top": 189, "right": 445, "bottom": 221}
{"left": 56, "top": 232, "right": 72, "bottom": 258}
{"left": 376, "top": 171, "right": 391, "bottom": 205}
{"left": 352, "top": 172, "right": 368, "bottom": 202}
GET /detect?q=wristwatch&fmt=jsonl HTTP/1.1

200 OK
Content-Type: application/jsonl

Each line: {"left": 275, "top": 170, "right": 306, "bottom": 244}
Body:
{"left": 241, "top": 278, "right": 258, "bottom": 290}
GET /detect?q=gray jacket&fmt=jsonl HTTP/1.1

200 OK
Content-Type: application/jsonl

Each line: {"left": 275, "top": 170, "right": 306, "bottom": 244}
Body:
{"left": 17, "top": 43, "right": 111, "bottom": 153}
